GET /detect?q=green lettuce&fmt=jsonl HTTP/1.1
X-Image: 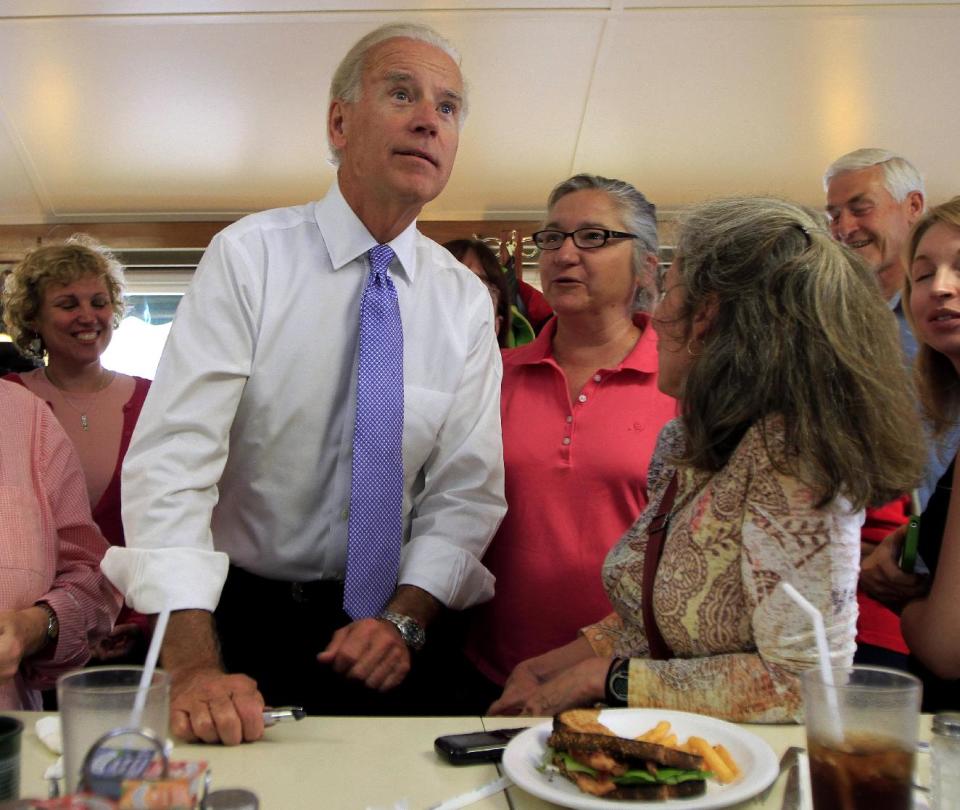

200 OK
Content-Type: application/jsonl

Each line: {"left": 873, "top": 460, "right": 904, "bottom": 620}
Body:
{"left": 544, "top": 747, "right": 712, "bottom": 785}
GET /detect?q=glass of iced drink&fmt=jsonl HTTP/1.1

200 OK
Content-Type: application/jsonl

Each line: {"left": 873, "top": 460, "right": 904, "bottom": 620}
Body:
{"left": 57, "top": 666, "right": 170, "bottom": 795}
{"left": 801, "top": 666, "right": 921, "bottom": 810}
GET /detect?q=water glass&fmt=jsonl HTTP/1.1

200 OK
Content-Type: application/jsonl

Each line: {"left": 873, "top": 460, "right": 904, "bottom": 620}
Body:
{"left": 57, "top": 666, "right": 170, "bottom": 795}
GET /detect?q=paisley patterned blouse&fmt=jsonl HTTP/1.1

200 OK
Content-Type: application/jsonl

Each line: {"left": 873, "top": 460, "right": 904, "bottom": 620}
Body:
{"left": 582, "top": 418, "right": 860, "bottom": 722}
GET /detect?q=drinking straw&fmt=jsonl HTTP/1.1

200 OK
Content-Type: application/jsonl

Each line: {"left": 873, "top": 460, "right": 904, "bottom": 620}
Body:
{"left": 781, "top": 582, "right": 842, "bottom": 741}
{"left": 428, "top": 775, "right": 513, "bottom": 810}
{"left": 129, "top": 607, "right": 170, "bottom": 730}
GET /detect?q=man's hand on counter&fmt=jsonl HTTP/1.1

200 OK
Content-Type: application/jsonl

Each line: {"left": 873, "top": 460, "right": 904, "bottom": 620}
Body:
{"left": 162, "top": 609, "right": 265, "bottom": 745}
{"left": 170, "top": 667, "right": 266, "bottom": 745}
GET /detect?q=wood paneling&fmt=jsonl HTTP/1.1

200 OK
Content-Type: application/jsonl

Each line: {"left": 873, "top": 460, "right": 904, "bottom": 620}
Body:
{"left": 0, "top": 220, "right": 542, "bottom": 263}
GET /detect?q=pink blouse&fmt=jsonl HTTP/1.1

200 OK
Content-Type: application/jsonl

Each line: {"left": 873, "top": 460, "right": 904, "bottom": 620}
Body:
{"left": 0, "top": 381, "right": 121, "bottom": 710}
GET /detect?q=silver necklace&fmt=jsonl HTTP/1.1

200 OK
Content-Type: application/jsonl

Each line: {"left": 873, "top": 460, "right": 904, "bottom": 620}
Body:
{"left": 43, "top": 368, "right": 114, "bottom": 431}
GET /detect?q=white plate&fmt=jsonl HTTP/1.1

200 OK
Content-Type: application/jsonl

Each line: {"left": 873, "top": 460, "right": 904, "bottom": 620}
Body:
{"left": 501, "top": 708, "right": 779, "bottom": 809}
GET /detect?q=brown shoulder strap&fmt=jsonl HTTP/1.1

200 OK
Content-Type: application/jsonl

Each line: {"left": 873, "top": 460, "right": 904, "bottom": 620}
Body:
{"left": 641, "top": 472, "right": 679, "bottom": 660}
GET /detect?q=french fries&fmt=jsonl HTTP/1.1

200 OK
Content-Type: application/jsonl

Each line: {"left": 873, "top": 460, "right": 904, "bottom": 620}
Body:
{"left": 636, "top": 720, "right": 671, "bottom": 744}
{"left": 634, "top": 721, "right": 741, "bottom": 784}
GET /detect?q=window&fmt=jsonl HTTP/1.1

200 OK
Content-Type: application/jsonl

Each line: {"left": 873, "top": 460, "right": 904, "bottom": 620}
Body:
{"left": 102, "top": 269, "right": 192, "bottom": 379}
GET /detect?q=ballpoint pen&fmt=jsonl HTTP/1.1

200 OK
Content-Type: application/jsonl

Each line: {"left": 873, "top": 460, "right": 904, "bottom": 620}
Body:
{"left": 262, "top": 707, "right": 306, "bottom": 727}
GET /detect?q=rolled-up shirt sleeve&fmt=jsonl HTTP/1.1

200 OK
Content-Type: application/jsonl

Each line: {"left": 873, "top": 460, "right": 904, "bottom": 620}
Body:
{"left": 398, "top": 286, "right": 506, "bottom": 609}
{"left": 102, "top": 233, "right": 254, "bottom": 613}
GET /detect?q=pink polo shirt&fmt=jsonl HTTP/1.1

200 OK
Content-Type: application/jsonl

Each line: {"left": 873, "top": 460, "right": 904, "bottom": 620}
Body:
{"left": 465, "top": 315, "right": 677, "bottom": 686}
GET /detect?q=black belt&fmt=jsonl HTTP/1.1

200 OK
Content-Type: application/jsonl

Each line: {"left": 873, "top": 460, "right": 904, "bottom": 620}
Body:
{"left": 226, "top": 565, "right": 344, "bottom": 606}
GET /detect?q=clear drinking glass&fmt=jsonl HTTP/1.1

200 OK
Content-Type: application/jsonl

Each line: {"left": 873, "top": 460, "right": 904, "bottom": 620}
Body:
{"left": 57, "top": 666, "right": 170, "bottom": 795}
{"left": 801, "top": 665, "right": 921, "bottom": 810}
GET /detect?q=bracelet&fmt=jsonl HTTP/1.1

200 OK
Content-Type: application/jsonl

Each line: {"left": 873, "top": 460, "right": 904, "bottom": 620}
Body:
{"left": 604, "top": 657, "right": 629, "bottom": 707}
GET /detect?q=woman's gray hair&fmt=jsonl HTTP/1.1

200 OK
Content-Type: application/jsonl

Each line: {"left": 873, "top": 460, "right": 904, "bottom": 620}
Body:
{"left": 327, "top": 22, "right": 468, "bottom": 164}
{"left": 666, "top": 195, "right": 923, "bottom": 509}
{"left": 546, "top": 173, "right": 659, "bottom": 311}
{"left": 823, "top": 148, "right": 925, "bottom": 202}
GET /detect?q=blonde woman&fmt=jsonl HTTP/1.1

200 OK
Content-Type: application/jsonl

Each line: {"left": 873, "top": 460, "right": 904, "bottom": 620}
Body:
{"left": 3, "top": 237, "right": 150, "bottom": 660}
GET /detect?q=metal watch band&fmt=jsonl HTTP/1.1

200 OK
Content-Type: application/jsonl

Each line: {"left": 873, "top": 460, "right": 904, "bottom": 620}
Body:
{"left": 378, "top": 610, "right": 426, "bottom": 651}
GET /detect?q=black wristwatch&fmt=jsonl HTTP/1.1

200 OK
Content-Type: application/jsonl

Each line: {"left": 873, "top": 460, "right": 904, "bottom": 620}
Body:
{"left": 605, "top": 657, "right": 629, "bottom": 706}
{"left": 378, "top": 611, "right": 426, "bottom": 651}
{"left": 36, "top": 602, "right": 59, "bottom": 649}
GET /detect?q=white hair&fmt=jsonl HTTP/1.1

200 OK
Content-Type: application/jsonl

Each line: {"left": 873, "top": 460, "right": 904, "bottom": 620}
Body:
{"left": 327, "top": 22, "right": 468, "bottom": 164}
{"left": 823, "top": 148, "right": 925, "bottom": 202}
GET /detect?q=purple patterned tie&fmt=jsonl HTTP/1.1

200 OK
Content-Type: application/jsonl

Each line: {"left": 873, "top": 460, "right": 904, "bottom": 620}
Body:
{"left": 344, "top": 244, "right": 404, "bottom": 619}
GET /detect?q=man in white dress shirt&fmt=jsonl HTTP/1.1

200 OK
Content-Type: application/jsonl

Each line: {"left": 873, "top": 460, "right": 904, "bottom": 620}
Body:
{"left": 103, "top": 23, "right": 505, "bottom": 744}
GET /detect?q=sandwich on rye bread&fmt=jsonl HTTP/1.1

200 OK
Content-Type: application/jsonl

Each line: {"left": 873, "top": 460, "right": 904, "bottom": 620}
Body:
{"left": 545, "top": 709, "right": 711, "bottom": 800}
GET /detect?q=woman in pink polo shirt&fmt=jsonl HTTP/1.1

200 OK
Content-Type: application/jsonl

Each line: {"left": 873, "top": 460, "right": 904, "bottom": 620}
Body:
{"left": 462, "top": 174, "right": 676, "bottom": 704}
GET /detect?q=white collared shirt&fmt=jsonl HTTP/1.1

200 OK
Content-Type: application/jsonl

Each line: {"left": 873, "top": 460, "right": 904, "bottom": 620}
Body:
{"left": 103, "top": 182, "right": 505, "bottom": 613}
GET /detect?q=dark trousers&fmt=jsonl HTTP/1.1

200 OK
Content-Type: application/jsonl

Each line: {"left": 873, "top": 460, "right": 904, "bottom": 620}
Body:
{"left": 214, "top": 565, "right": 500, "bottom": 716}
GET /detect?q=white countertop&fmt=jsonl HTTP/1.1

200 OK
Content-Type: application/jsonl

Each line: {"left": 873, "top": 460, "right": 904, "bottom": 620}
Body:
{"left": 6, "top": 712, "right": 934, "bottom": 809}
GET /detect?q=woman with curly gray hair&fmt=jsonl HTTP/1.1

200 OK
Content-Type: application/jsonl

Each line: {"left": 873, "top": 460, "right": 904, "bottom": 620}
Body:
{"left": 491, "top": 196, "right": 924, "bottom": 722}
{"left": 2, "top": 236, "right": 151, "bottom": 662}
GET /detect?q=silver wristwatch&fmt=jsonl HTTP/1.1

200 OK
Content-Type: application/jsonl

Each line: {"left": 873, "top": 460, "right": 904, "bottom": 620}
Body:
{"left": 378, "top": 611, "right": 426, "bottom": 651}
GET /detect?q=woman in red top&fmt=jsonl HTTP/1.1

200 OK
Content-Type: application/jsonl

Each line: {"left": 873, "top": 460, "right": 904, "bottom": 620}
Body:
{"left": 462, "top": 175, "right": 676, "bottom": 704}
{"left": 3, "top": 237, "right": 150, "bottom": 661}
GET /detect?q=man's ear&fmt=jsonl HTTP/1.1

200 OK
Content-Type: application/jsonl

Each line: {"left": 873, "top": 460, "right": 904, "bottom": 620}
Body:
{"left": 328, "top": 99, "right": 348, "bottom": 151}
{"left": 906, "top": 190, "right": 925, "bottom": 224}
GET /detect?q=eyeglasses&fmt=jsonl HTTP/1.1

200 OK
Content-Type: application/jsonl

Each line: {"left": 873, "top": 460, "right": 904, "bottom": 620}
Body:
{"left": 532, "top": 228, "right": 639, "bottom": 251}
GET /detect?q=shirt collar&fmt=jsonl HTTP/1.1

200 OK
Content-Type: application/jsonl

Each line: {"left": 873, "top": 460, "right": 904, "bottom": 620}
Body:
{"left": 517, "top": 312, "right": 660, "bottom": 373}
{"left": 316, "top": 180, "right": 419, "bottom": 284}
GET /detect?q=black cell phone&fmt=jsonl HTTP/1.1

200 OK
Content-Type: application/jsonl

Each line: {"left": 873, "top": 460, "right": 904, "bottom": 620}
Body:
{"left": 434, "top": 727, "right": 527, "bottom": 765}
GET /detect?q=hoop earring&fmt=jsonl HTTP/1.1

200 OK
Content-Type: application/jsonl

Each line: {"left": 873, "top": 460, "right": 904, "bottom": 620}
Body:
{"left": 27, "top": 331, "right": 44, "bottom": 357}
{"left": 686, "top": 338, "right": 703, "bottom": 358}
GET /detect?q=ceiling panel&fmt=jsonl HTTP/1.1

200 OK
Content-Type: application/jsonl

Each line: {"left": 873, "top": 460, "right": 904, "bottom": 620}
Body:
{"left": 576, "top": 5, "right": 960, "bottom": 212}
{"left": 423, "top": 12, "right": 605, "bottom": 219}
{"left": 0, "top": 2, "right": 956, "bottom": 225}
{"left": 0, "top": 104, "right": 46, "bottom": 223}
{"left": 0, "top": 15, "right": 347, "bottom": 215}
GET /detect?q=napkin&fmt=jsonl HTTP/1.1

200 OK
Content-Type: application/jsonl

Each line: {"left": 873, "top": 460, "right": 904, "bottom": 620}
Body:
{"left": 35, "top": 716, "right": 65, "bottom": 781}
{"left": 35, "top": 716, "right": 62, "bottom": 754}
{"left": 33, "top": 717, "right": 175, "bottom": 784}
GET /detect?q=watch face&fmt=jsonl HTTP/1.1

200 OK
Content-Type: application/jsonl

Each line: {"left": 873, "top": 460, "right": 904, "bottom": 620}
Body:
{"left": 380, "top": 612, "right": 425, "bottom": 650}
{"left": 609, "top": 660, "right": 629, "bottom": 702}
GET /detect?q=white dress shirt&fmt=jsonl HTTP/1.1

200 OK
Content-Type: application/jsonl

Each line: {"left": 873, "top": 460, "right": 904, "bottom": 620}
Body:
{"left": 103, "top": 182, "right": 505, "bottom": 614}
